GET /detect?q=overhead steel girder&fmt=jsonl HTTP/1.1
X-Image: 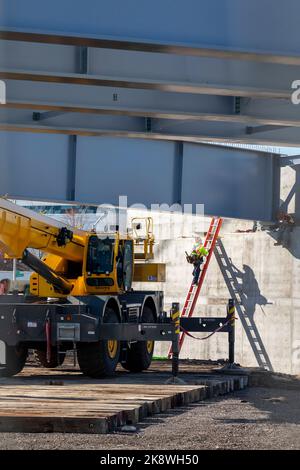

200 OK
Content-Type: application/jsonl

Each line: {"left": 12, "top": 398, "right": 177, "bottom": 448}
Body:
{"left": 0, "top": 29, "right": 300, "bottom": 145}
{"left": 0, "top": 69, "right": 292, "bottom": 100}
{"left": 0, "top": 22, "right": 300, "bottom": 128}
{"left": 0, "top": 35, "right": 299, "bottom": 97}
{"left": 1, "top": 29, "right": 300, "bottom": 66}
{"left": 1, "top": 122, "right": 299, "bottom": 149}
{"left": 1, "top": 69, "right": 300, "bottom": 146}
{"left": 1, "top": 100, "right": 300, "bottom": 147}
{"left": 1, "top": 0, "right": 300, "bottom": 58}
{"left": 0, "top": 31, "right": 298, "bottom": 92}
{"left": 3, "top": 99, "right": 300, "bottom": 128}
{"left": 0, "top": 28, "right": 300, "bottom": 93}
{"left": 2, "top": 81, "right": 300, "bottom": 128}
{"left": 1, "top": 96, "right": 300, "bottom": 146}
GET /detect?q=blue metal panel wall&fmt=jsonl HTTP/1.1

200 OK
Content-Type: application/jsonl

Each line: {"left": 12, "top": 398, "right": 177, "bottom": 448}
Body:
{"left": 0, "top": 132, "right": 70, "bottom": 200}
{"left": 181, "top": 144, "right": 278, "bottom": 221}
{"left": 0, "top": 130, "right": 279, "bottom": 221}
{"left": 75, "top": 137, "right": 178, "bottom": 207}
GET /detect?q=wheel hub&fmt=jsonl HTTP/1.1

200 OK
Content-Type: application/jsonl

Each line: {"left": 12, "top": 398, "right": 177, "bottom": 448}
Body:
{"left": 146, "top": 340, "right": 154, "bottom": 354}
{"left": 107, "top": 339, "right": 118, "bottom": 359}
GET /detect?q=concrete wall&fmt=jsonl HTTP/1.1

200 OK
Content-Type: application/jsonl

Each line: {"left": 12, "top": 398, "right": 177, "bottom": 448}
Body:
{"left": 132, "top": 165, "right": 300, "bottom": 374}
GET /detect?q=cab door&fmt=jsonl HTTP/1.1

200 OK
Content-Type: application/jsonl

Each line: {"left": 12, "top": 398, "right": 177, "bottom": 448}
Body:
{"left": 123, "top": 240, "right": 134, "bottom": 291}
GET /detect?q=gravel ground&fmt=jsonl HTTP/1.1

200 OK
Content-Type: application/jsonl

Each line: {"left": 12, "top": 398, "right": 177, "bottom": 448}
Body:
{"left": 0, "top": 386, "right": 299, "bottom": 450}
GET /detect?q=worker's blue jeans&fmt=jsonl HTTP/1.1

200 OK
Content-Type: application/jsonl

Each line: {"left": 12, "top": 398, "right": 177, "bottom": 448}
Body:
{"left": 192, "top": 263, "right": 201, "bottom": 285}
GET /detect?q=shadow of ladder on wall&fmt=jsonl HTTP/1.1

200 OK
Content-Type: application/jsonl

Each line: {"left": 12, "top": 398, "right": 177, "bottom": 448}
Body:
{"left": 214, "top": 238, "right": 273, "bottom": 371}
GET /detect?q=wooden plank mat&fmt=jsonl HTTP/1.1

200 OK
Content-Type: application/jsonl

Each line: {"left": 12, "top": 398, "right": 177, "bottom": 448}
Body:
{"left": 0, "top": 361, "right": 248, "bottom": 434}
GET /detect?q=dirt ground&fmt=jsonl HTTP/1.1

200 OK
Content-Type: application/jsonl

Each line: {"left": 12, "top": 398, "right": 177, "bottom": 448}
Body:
{"left": 0, "top": 386, "right": 299, "bottom": 450}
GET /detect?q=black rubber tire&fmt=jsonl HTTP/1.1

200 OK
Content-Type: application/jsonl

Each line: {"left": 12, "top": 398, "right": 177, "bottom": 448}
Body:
{"left": 0, "top": 344, "right": 28, "bottom": 377}
{"left": 34, "top": 348, "right": 66, "bottom": 368}
{"left": 77, "top": 308, "right": 120, "bottom": 378}
{"left": 121, "top": 306, "right": 155, "bottom": 373}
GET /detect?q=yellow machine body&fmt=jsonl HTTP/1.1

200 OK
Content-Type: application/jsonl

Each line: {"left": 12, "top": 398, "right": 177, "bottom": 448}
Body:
{"left": 0, "top": 199, "right": 165, "bottom": 298}
{"left": 29, "top": 233, "right": 135, "bottom": 297}
{"left": 133, "top": 263, "right": 166, "bottom": 283}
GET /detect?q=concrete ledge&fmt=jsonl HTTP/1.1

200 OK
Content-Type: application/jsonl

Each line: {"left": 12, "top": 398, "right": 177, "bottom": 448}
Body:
{"left": 247, "top": 368, "right": 300, "bottom": 390}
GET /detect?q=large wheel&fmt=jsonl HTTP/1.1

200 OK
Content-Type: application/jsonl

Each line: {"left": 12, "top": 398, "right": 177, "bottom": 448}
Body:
{"left": 0, "top": 344, "right": 28, "bottom": 377}
{"left": 77, "top": 307, "right": 120, "bottom": 378}
{"left": 34, "top": 347, "right": 66, "bottom": 369}
{"left": 121, "top": 306, "right": 155, "bottom": 373}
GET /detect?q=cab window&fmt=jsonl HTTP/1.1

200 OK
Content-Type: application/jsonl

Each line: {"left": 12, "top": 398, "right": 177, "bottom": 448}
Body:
{"left": 86, "top": 236, "right": 114, "bottom": 275}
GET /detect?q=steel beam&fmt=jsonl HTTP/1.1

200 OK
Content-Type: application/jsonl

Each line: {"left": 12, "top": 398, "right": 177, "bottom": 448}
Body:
{"left": 1, "top": 80, "right": 233, "bottom": 115}
{"left": 67, "top": 135, "right": 77, "bottom": 201}
{"left": 1, "top": 37, "right": 299, "bottom": 93}
{"left": 1, "top": 34, "right": 300, "bottom": 140}
{"left": 4, "top": 105, "right": 300, "bottom": 145}
{"left": 2, "top": 100, "right": 300, "bottom": 128}
{"left": 2, "top": 80, "right": 300, "bottom": 123}
{"left": 2, "top": 29, "right": 300, "bottom": 66}
{"left": 0, "top": 69, "right": 291, "bottom": 100}
{"left": 1, "top": 0, "right": 300, "bottom": 58}
{"left": 1, "top": 122, "right": 300, "bottom": 147}
{"left": 31, "top": 45, "right": 89, "bottom": 122}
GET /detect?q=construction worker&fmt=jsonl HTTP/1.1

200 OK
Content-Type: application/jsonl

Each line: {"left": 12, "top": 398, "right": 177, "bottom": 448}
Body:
{"left": 186, "top": 237, "right": 209, "bottom": 285}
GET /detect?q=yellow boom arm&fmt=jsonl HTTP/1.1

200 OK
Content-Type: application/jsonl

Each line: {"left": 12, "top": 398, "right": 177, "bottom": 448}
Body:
{"left": 0, "top": 198, "right": 86, "bottom": 262}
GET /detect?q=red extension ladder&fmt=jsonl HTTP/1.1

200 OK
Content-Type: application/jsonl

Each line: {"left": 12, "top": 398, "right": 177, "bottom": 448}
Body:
{"left": 168, "top": 217, "right": 223, "bottom": 358}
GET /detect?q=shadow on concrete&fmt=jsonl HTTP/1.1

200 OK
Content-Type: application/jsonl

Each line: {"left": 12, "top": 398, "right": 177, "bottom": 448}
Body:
{"left": 215, "top": 239, "right": 273, "bottom": 371}
{"left": 230, "top": 264, "right": 268, "bottom": 320}
{"left": 141, "top": 387, "right": 300, "bottom": 433}
{"left": 217, "top": 387, "right": 300, "bottom": 427}
{"left": 267, "top": 224, "right": 297, "bottom": 256}
{"left": 266, "top": 164, "right": 299, "bottom": 258}
{"left": 246, "top": 388, "right": 300, "bottom": 426}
